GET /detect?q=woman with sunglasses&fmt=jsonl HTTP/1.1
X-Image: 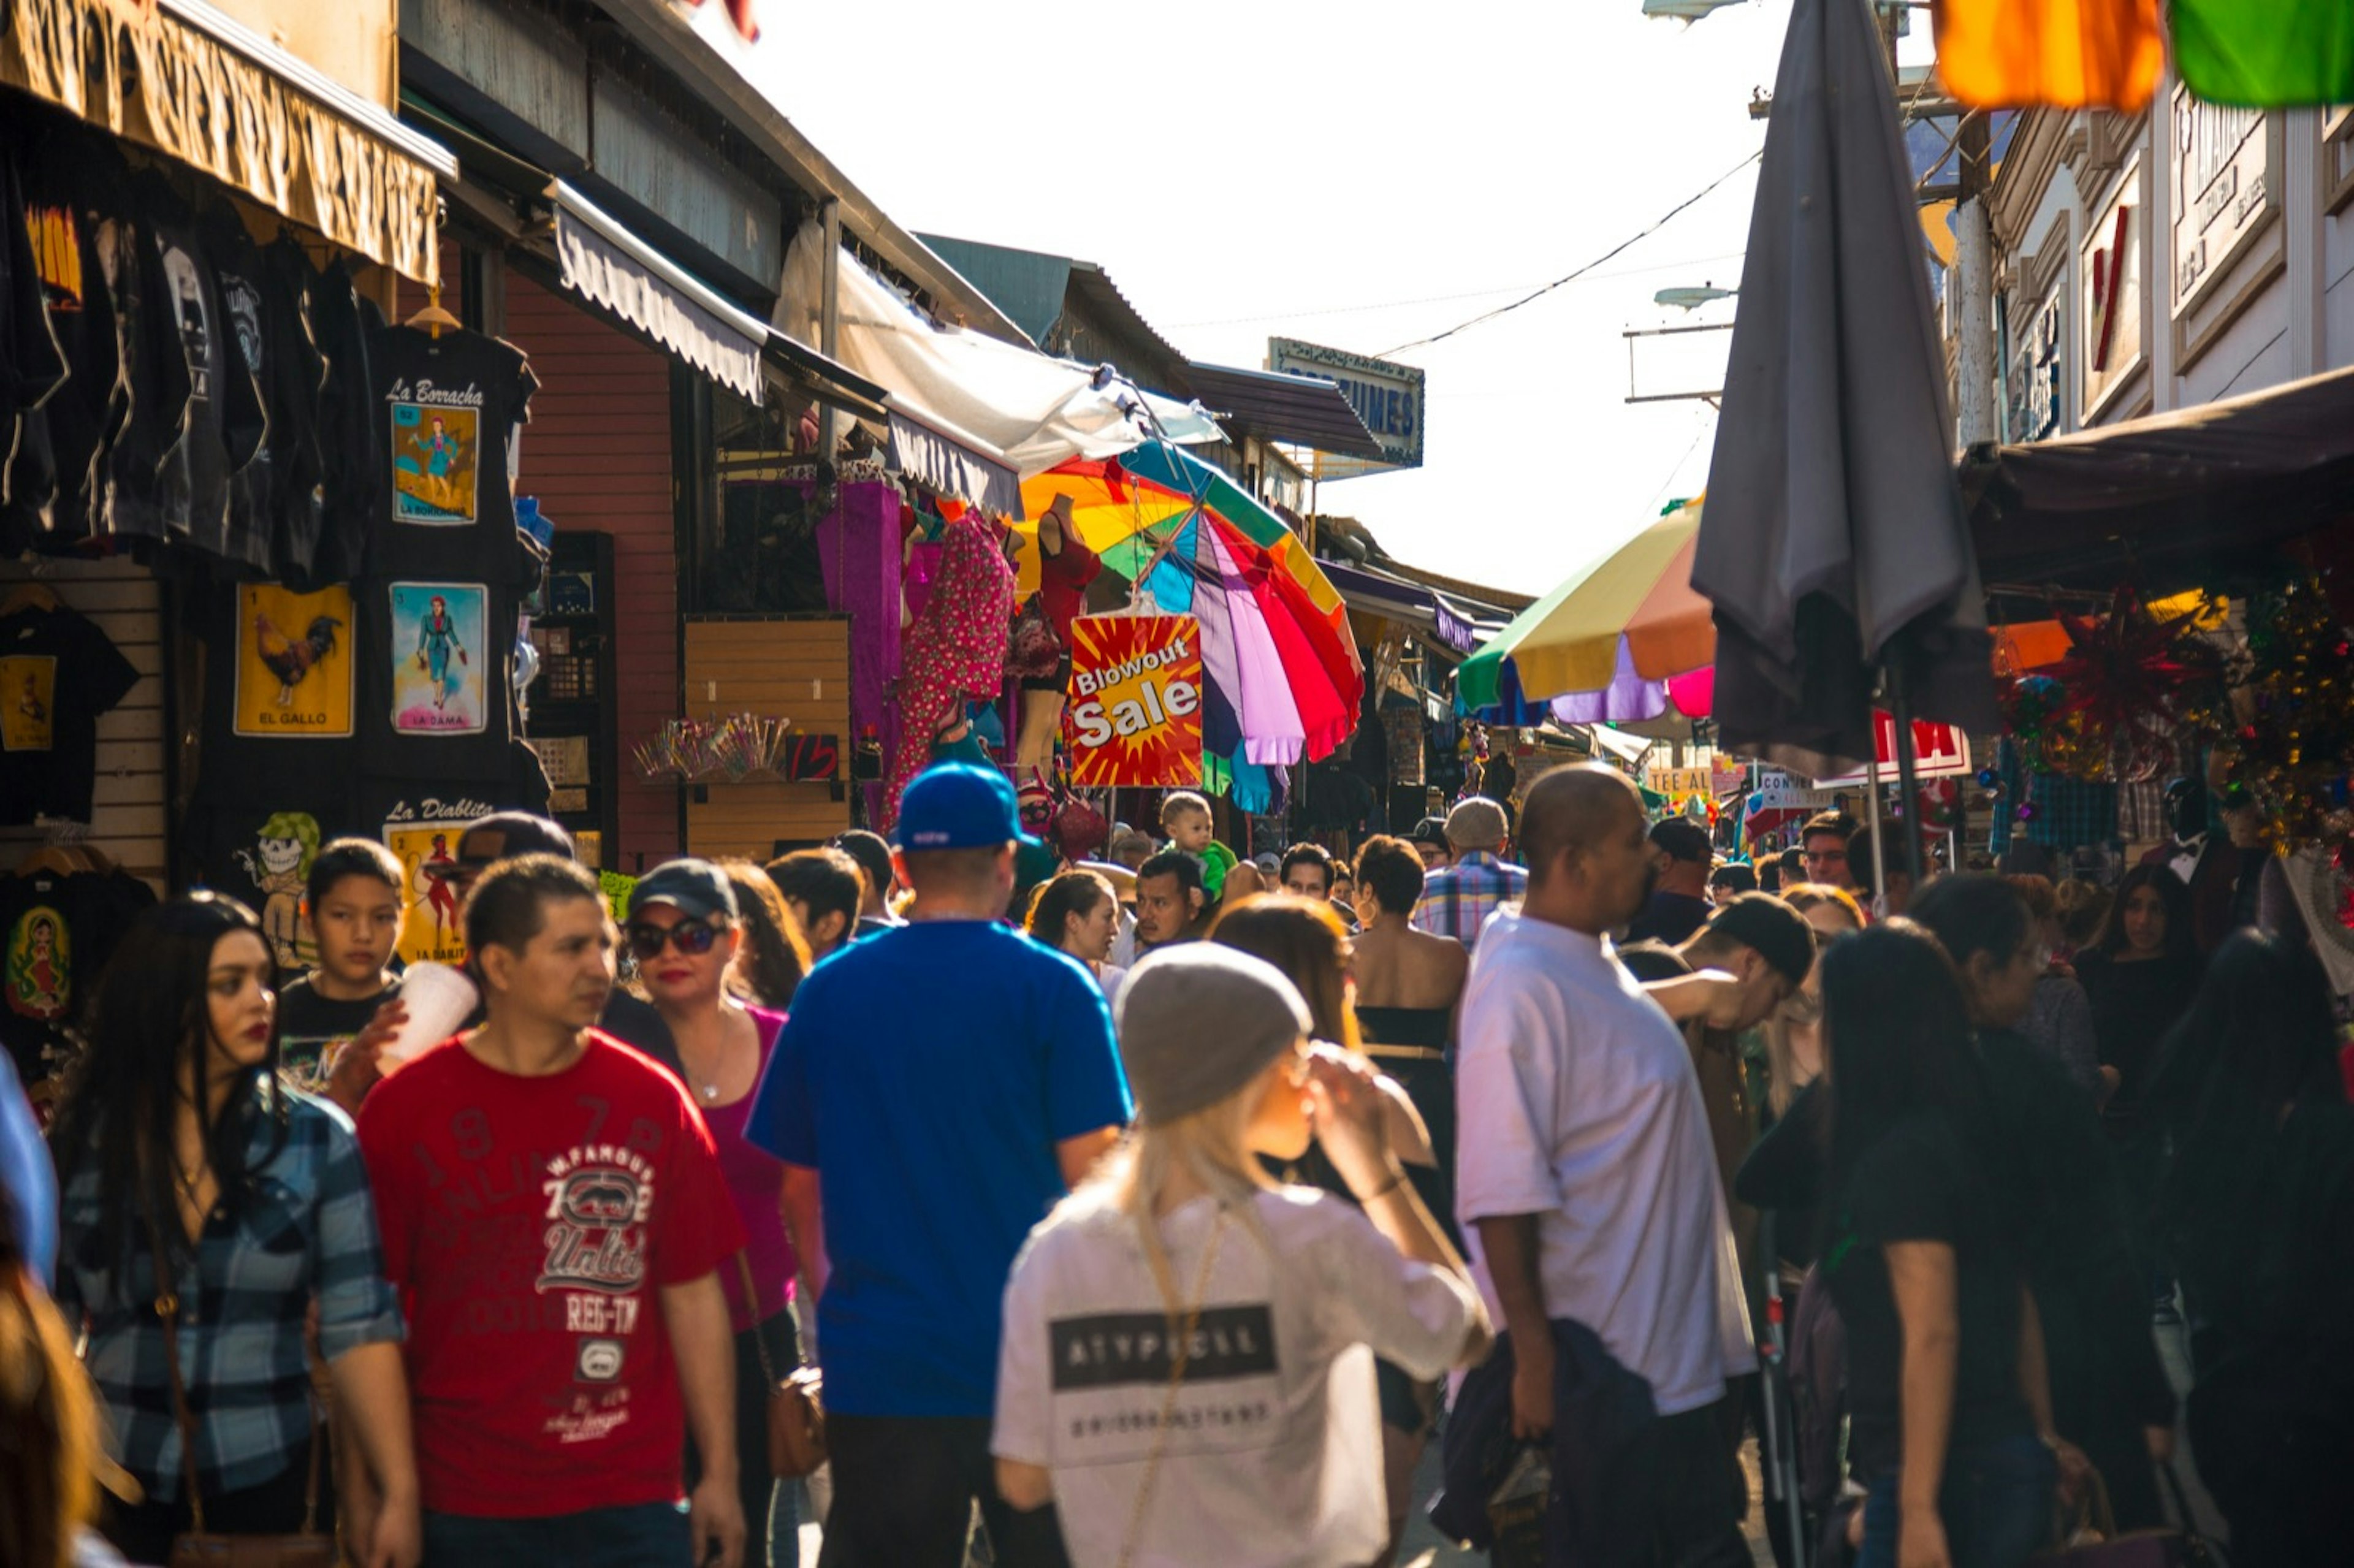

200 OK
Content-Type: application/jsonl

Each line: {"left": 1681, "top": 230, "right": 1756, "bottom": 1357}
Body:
{"left": 624, "top": 860, "right": 804, "bottom": 1567}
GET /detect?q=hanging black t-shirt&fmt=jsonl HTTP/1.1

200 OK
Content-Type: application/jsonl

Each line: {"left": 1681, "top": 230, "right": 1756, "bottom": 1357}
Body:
{"left": 1823, "top": 1111, "right": 2034, "bottom": 1477}
{"left": 310, "top": 258, "right": 382, "bottom": 587}
{"left": 367, "top": 325, "right": 539, "bottom": 587}
{"left": 95, "top": 180, "right": 190, "bottom": 546}
{"left": 0, "top": 603, "right": 141, "bottom": 824}
{"left": 351, "top": 573, "right": 519, "bottom": 780}
{"left": 0, "top": 865, "right": 154, "bottom": 1078}
{"left": 200, "top": 208, "right": 288, "bottom": 577}
{"left": 182, "top": 782, "right": 352, "bottom": 981}
{"left": 145, "top": 186, "right": 265, "bottom": 562}
{"left": 275, "top": 972, "right": 403, "bottom": 1090}
{"left": 260, "top": 237, "right": 328, "bottom": 586}
{"left": 2, "top": 131, "right": 123, "bottom": 554}
{"left": 0, "top": 141, "right": 64, "bottom": 423}
{"left": 353, "top": 752, "right": 553, "bottom": 972}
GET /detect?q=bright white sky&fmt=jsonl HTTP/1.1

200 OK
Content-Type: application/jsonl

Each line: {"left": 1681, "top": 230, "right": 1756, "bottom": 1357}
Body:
{"left": 693, "top": 0, "right": 1931, "bottom": 601}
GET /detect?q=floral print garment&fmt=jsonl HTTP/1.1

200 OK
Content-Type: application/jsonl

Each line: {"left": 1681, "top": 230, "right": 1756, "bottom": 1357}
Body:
{"left": 885, "top": 514, "right": 1013, "bottom": 828}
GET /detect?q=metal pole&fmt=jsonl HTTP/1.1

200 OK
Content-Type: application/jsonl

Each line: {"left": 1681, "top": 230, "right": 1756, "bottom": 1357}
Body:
{"left": 1954, "top": 113, "right": 1998, "bottom": 447}
{"left": 1865, "top": 749, "right": 1888, "bottom": 910}
{"left": 1889, "top": 669, "right": 1928, "bottom": 886}
{"left": 819, "top": 198, "right": 842, "bottom": 458}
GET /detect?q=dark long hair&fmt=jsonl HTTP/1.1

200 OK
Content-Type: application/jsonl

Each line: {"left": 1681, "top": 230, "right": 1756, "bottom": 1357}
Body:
{"left": 2090, "top": 864, "right": 2197, "bottom": 963}
{"left": 1820, "top": 919, "right": 1995, "bottom": 1257}
{"left": 48, "top": 894, "right": 287, "bottom": 1295}
{"left": 715, "top": 858, "right": 810, "bottom": 1009}
{"left": 2154, "top": 930, "right": 2347, "bottom": 1300}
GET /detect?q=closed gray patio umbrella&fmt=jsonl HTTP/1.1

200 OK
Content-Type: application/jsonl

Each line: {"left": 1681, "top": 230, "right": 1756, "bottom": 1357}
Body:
{"left": 1691, "top": 0, "right": 1998, "bottom": 794}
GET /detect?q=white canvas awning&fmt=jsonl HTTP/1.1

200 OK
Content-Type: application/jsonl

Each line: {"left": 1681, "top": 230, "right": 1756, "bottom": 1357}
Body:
{"left": 554, "top": 183, "right": 768, "bottom": 403}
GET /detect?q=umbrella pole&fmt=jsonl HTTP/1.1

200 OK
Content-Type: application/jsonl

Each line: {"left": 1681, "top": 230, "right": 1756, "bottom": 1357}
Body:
{"left": 1865, "top": 753, "right": 1888, "bottom": 910}
{"left": 1887, "top": 664, "right": 1928, "bottom": 887}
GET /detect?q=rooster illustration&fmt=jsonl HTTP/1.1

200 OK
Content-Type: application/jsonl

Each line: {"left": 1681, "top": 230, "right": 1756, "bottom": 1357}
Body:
{"left": 254, "top": 612, "right": 343, "bottom": 707}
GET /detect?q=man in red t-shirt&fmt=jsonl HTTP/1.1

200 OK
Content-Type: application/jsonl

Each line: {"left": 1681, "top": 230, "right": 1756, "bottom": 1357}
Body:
{"left": 359, "top": 854, "right": 747, "bottom": 1566}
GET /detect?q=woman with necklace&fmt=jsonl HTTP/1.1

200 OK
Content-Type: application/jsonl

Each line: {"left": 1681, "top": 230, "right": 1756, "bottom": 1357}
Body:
{"left": 49, "top": 894, "right": 417, "bottom": 1566}
{"left": 625, "top": 859, "right": 806, "bottom": 1567}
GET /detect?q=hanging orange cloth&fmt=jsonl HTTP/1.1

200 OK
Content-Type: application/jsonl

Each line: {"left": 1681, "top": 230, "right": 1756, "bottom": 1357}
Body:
{"left": 1934, "top": 0, "right": 2165, "bottom": 111}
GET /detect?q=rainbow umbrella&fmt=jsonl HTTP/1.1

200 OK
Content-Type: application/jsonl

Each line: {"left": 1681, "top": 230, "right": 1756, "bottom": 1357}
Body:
{"left": 1456, "top": 500, "right": 1715, "bottom": 718}
{"left": 1023, "top": 442, "right": 1363, "bottom": 769}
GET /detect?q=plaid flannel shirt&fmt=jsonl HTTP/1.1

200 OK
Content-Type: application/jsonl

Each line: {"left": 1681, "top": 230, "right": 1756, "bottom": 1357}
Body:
{"left": 1411, "top": 850, "right": 1529, "bottom": 951}
{"left": 55, "top": 1079, "right": 402, "bottom": 1502}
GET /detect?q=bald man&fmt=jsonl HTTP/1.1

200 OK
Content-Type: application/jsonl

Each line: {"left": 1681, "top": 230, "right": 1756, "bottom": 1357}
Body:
{"left": 1450, "top": 766, "right": 1756, "bottom": 1565}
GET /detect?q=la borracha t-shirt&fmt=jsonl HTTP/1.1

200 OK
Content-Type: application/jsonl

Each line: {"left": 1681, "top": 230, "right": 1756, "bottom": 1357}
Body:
{"left": 357, "top": 1030, "right": 742, "bottom": 1518}
{"left": 994, "top": 1186, "right": 1481, "bottom": 1568}
{"left": 747, "top": 919, "right": 1131, "bottom": 1417}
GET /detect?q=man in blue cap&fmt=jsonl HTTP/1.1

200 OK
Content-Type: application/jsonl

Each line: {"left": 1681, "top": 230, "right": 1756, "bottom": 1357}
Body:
{"left": 747, "top": 763, "right": 1130, "bottom": 1567}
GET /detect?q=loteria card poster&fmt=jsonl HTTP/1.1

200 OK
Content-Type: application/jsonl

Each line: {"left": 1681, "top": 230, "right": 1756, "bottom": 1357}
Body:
{"left": 390, "top": 400, "right": 481, "bottom": 524}
{"left": 389, "top": 582, "right": 487, "bottom": 734}
{"left": 234, "top": 584, "right": 352, "bottom": 737}
{"left": 1064, "top": 614, "right": 1203, "bottom": 788}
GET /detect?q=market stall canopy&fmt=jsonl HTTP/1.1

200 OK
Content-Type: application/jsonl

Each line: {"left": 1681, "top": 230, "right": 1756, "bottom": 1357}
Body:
{"left": 1692, "top": 0, "right": 1997, "bottom": 777}
{"left": 1, "top": 0, "right": 453, "bottom": 281}
{"left": 776, "top": 221, "right": 1217, "bottom": 501}
{"left": 553, "top": 182, "right": 772, "bottom": 404}
{"left": 1317, "top": 559, "right": 1518, "bottom": 655}
{"left": 1180, "top": 363, "right": 1385, "bottom": 460}
{"left": 1963, "top": 364, "right": 2354, "bottom": 593}
{"left": 1457, "top": 501, "right": 1714, "bottom": 715}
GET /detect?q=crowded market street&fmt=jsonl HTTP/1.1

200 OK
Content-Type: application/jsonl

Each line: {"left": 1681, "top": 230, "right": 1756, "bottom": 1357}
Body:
{"left": 6, "top": 1, "right": 2354, "bottom": 1566}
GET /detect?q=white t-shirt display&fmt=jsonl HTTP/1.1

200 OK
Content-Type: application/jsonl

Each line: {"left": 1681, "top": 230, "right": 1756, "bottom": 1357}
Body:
{"left": 994, "top": 1184, "right": 1482, "bottom": 1568}
{"left": 1453, "top": 910, "right": 1756, "bottom": 1416}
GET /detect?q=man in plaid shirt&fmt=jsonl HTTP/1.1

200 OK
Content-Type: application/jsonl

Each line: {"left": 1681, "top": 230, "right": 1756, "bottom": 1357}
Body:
{"left": 1412, "top": 797, "right": 1527, "bottom": 951}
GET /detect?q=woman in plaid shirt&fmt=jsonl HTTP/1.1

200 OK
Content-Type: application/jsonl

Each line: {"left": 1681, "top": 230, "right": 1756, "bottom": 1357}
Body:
{"left": 50, "top": 894, "right": 419, "bottom": 1566}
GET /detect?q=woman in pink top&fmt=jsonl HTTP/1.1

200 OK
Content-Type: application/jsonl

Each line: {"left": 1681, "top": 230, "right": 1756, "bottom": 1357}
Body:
{"left": 629, "top": 857, "right": 812, "bottom": 1568}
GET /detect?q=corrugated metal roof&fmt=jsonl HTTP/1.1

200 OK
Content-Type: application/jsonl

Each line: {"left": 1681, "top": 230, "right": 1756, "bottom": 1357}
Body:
{"left": 913, "top": 235, "right": 1070, "bottom": 346}
{"left": 1182, "top": 362, "right": 1385, "bottom": 460}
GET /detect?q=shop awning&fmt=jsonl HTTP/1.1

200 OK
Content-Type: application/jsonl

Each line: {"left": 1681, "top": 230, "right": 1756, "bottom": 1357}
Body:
{"left": 554, "top": 183, "right": 768, "bottom": 403}
{"left": 1182, "top": 362, "right": 1385, "bottom": 460}
{"left": 1964, "top": 365, "right": 2354, "bottom": 592}
{"left": 887, "top": 408, "right": 1021, "bottom": 519}
{"left": 1320, "top": 559, "right": 1515, "bottom": 653}
{"left": 2, "top": 0, "right": 454, "bottom": 282}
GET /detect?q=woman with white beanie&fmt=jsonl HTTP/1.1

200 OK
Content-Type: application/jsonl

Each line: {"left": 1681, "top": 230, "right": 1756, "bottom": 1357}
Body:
{"left": 991, "top": 945, "right": 1491, "bottom": 1567}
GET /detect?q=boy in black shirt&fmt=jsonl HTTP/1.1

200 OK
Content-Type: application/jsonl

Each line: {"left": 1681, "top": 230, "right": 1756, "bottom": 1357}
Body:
{"left": 277, "top": 838, "right": 405, "bottom": 1098}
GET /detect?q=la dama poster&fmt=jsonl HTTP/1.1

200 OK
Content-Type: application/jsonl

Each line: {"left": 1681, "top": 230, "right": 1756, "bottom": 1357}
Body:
{"left": 389, "top": 583, "right": 487, "bottom": 734}
{"left": 1064, "top": 615, "right": 1203, "bottom": 788}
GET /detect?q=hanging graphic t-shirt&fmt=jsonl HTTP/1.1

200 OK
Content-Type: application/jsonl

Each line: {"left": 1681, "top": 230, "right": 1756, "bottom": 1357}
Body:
{"left": 94, "top": 183, "right": 191, "bottom": 545}
{"left": 0, "top": 867, "right": 156, "bottom": 1078}
{"left": 183, "top": 787, "right": 348, "bottom": 979}
{"left": 311, "top": 259, "right": 384, "bottom": 587}
{"left": 357, "top": 753, "right": 552, "bottom": 970}
{"left": 190, "top": 580, "right": 357, "bottom": 805}
{"left": 356, "top": 1032, "right": 744, "bottom": 1518}
{"left": 993, "top": 1187, "right": 1482, "bottom": 1568}
{"left": 0, "top": 603, "right": 142, "bottom": 824}
{"left": 0, "top": 142, "right": 64, "bottom": 425}
{"left": 202, "top": 208, "right": 287, "bottom": 576}
{"left": 1, "top": 135, "right": 99, "bottom": 553}
{"left": 369, "top": 326, "right": 539, "bottom": 588}
{"left": 260, "top": 238, "right": 328, "bottom": 586}
{"left": 276, "top": 973, "right": 403, "bottom": 1092}
{"left": 352, "top": 577, "right": 516, "bottom": 779}
{"left": 147, "top": 191, "right": 265, "bottom": 561}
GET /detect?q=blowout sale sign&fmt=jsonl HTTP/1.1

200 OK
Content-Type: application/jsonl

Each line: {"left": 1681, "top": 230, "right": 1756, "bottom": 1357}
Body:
{"left": 1064, "top": 615, "right": 1204, "bottom": 787}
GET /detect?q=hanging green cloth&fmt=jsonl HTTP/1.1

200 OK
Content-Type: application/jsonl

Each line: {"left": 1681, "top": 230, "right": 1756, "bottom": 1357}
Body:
{"left": 2171, "top": 0, "right": 2354, "bottom": 106}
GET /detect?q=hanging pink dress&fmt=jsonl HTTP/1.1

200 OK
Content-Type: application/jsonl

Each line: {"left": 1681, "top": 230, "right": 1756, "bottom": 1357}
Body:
{"left": 884, "top": 513, "right": 1013, "bottom": 828}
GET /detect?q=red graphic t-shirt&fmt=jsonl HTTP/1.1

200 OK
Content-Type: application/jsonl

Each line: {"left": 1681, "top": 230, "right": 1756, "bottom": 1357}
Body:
{"left": 357, "top": 1030, "right": 744, "bottom": 1518}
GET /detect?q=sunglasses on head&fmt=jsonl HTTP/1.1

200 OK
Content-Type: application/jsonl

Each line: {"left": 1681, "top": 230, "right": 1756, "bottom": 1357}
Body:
{"left": 625, "top": 919, "right": 726, "bottom": 961}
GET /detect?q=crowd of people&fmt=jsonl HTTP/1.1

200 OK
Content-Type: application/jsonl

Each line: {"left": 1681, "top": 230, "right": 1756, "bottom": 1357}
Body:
{"left": 3, "top": 764, "right": 2351, "bottom": 1568}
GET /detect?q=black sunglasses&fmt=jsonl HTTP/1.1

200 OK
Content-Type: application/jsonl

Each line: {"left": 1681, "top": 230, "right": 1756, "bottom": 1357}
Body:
{"left": 625, "top": 920, "right": 726, "bottom": 961}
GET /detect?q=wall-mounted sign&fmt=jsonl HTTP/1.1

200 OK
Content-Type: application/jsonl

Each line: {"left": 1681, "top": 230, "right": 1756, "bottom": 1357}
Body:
{"left": 2007, "top": 284, "right": 2064, "bottom": 441}
{"left": 2172, "top": 95, "right": 2271, "bottom": 316}
{"left": 1267, "top": 337, "right": 1425, "bottom": 469}
{"left": 1064, "top": 615, "right": 1204, "bottom": 787}
{"left": 2082, "top": 158, "right": 2144, "bottom": 418}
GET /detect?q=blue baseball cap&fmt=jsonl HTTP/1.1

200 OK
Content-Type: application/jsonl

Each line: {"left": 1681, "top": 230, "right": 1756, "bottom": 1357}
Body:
{"left": 893, "top": 763, "right": 1042, "bottom": 853}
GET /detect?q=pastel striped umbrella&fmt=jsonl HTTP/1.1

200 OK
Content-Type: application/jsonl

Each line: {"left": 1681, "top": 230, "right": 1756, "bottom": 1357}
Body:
{"left": 1456, "top": 500, "right": 1715, "bottom": 715}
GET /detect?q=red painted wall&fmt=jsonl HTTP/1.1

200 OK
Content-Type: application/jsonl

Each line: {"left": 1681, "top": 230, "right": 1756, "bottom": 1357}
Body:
{"left": 503, "top": 273, "right": 682, "bottom": 870}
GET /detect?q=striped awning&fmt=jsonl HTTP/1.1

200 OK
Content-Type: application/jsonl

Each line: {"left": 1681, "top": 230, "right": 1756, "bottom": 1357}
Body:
{"left": 553, "top": 183, "right": 766, "bottom": 403}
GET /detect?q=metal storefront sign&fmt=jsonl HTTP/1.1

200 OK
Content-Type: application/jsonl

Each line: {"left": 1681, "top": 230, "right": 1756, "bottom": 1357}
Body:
{"left": 1267, "top": 337, "right": 1426, "bottom": 469}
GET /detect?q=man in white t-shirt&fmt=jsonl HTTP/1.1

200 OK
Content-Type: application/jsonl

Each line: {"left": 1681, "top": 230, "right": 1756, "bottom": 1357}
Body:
{"left": 1454, "top": 764, "right": 1756, "bottom": 1566}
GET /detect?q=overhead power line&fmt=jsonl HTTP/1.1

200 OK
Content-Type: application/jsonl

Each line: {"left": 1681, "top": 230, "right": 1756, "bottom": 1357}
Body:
{"left": 1377, "top": 150, "right": 1764, "bottom": 356}
{"left": 1163, "top": 251, "right": 1748, "bottom": 331}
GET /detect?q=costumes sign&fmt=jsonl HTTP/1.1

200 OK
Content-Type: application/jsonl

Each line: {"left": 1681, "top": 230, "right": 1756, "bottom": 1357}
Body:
{"left": 1064, "top": 615, "right": 1203, "bottom": 788}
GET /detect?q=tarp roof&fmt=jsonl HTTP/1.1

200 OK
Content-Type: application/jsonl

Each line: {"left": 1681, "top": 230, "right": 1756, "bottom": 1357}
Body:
{"left": 1964, "top": 365, "right": 2354, "bottom": 593}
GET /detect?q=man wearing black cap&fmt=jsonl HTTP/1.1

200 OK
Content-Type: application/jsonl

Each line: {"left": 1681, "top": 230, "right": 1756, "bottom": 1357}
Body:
{"left": 747, "top": 763, "right": 1130, "bottom": 1567}
{"left": 1407, "top": 816, "right": 1453, "bottom": 873}
{"left": 829, "top": 829, "right": 905, "bottom": 938}
{"left": 1626, "top": 817, "right": 1716, "bottom": 945}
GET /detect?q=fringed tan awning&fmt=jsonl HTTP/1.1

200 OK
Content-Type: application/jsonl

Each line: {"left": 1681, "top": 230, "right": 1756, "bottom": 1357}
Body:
{"left": 2, "top": 0, "right": 454, "bottom": 283}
